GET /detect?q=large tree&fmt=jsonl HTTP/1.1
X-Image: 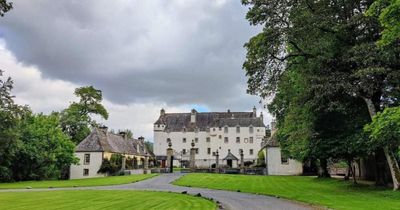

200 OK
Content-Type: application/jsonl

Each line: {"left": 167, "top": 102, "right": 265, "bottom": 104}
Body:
{"left": 242, "top": 0, "right": 400, "bottom": 188}
{"left": 0, "top": 0, "right": 12, "bottom": 16}
{"left": 60, "top": 86, "right": 108, "bottom": 144}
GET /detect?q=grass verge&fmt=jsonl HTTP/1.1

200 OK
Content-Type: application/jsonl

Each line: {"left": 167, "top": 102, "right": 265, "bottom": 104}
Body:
{"left": 173, "top": 173, "right": 400, "bottom": 210}
{"left": 0, "top": 174, "right": 158, "bottom": 189}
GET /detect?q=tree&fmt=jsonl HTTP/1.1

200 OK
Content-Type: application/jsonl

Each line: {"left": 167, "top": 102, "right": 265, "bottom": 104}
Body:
{"left": 365, "top": 106, "right": 400, "bottom": 190}
{"left": 60, "top": 86, "right": 108, "bottom": 144}
{"left": 0, "top": 70, "right": 20, "bottom": 181}
{"left": 242, "top": 0, "right": 400, "bottom": 187}
{"left": 12, "top": 113, "right": 77, "bottom": 181}
{"left": 0, "top": 0, "right": 12, "bottom": 16}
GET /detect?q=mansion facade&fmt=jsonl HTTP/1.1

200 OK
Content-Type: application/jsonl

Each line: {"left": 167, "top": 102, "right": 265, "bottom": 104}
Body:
{"left": 154, "top": 107, "right": 266, "bottom": 168}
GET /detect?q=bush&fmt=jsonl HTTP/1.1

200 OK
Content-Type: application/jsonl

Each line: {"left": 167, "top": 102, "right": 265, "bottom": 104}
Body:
{"left": 98, "top": 154, "right": 123, "bottom": 175}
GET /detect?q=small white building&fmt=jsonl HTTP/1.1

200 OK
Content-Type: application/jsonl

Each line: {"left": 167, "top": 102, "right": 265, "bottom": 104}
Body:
{"left": 70, "top": 127, "right": 153, "bottom": 179}
{"left": 154, "top": 107, "right": 266, "bottom": 168}
{"left": 261, "top": 123, "right": 303, "bottom": 175}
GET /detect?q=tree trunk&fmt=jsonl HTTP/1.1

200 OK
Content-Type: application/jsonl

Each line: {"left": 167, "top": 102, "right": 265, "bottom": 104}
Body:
{"left": 363, "top": 97, "right": 400, "bottom": 190}
{"left": 383, "top": 146, "right": 400, "bottom": 190}
{"left": 318, "top": 158, "right": 331, "bottom": 178}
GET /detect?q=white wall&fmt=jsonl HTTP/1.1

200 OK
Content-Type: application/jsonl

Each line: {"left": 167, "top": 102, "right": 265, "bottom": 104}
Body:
{"left": 154, "top": 126, "right": 265, "bottom": 168}
{"left": 266, "top": 147, "right": 302, "bottom": 175}
{"left": 70, "top": 152, "right": 105, "bottom": 179}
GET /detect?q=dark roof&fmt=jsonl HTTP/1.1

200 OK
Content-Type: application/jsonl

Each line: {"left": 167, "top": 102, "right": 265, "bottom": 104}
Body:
{"left": 223, "top": 150, "right": 239, "bottom": 161}
{"left": 265, "top": 134, "right": 279, "bottom": 147}
{"left": 76, "top": 129, "right": 153, "bottom": 157}
{"left": 155, "top": 111, "right": 265, "bottom": 132}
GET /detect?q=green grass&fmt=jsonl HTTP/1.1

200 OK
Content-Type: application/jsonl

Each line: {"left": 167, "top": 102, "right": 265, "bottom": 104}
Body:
{"left": 174, "top": 173, "right": 400, "bottom": 210}
{"left": 0, "top": 190, "right": 216, "bottom": 210}
{"left": 0, "top": 174, "right": 158, "bottom": 189}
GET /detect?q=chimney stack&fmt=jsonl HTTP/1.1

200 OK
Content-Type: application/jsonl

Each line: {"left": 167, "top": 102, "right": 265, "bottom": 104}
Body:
{"left": 119, "top": 131, "right": 127, "bottom": 140}
{"left": 138, "top": 136, "right": 145, "bottom": 143}
{"left": 99, "top": 125, "right": 108, "bottom": 134}
{"left": 160, "top": 108, "right": 165, "bottom": 116}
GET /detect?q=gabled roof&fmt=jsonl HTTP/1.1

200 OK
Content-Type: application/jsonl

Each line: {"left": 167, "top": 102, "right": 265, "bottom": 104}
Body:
{"left": 154, "top": 111, "right": 265, "bottom": 132}
{"left": 223, "top": 150, "right": 239, "bottom": 161}
{"left": 75, "top": 129, "right": 153, "bottom": 157}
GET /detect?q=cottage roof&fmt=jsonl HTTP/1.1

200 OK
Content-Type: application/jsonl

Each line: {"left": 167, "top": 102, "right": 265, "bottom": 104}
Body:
{"left": 155, "top": 111, "right": 265, "bottom": 132}
{"left": 223, "top": 150, "right": 239, "bottom": 161}
{"left": 75, "top": 129, "right": 153, "bottom": 157}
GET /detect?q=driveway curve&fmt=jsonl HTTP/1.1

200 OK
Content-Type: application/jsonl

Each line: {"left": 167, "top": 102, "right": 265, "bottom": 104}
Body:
{"left": 100, "top": 173, "right": 314, "bottom": 210}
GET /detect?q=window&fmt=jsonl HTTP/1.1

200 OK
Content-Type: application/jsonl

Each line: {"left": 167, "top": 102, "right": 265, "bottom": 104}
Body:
{"left": 212, "top": 152, "right": 216, "bottom": 156}
{"left": 207, "top": 148, "right": 211, "bottom": 154}
{"left": 249, "top": 149, "right": 254, "bottom": 155}
{"left": 239, "top": 149, "right": 243, "bottom": 154}
{"left": 249, "top": 137, "right": 254, "bottom": 144}
{"left": 183, "top": 127, "right": 187, "bottom": 132}
{"left": 281, "top": 155, "right": 289, "bottom": 165}
{"left": 206, "top": 137, "right": 210, "bottom": 143}
{"left": 244, "top": 138, "right": 248, "bottom": 143}
{"left": 182, "top": 138, "right": 186, "bottom": 143}
{"left": 224, "top": 126, "right": 228, "bottom": 133}
{"left": 166, "top": 138, "right": 171, "bottom": 143}
{"left": 206, "top": 127, "right": 210, "bottom": 132}
{"left": 236, "top": 126, "right": 240, "bottom": 133}
{"left": 224, "top": 137, "right": 229, "bottom": 143}
{"left": 236, "top": 137, "right": 240, "bottom": 143}
{"left": 219, "top": 127, "right": 222, "bottom": 131}
{"left": 83, "top": 169, "right": 89, "bottom": 176}
{"left": 182, "top": 149, "right": 186, "bottom": 155}
{"left": 196, "top": 148, "right": 199, "bottom": 154}
{"left": 249, "top": 126, "right": 254, "bottom": 134}
{"left": 219, "top": 135, "right": 222, "bottom": 139}
{"left": 213, "top": 128, "right": 216, "bottom": 131}
{"left": 195, "top": 137, "right": 199, "bottom": 143}
{"left": 84, "top": 154, "right": 90, "bottom": 165}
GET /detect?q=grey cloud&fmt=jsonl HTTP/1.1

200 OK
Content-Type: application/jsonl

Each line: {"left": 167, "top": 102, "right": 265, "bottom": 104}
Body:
{"left": 1, "top": 0, "right": 261, "bottom": 111}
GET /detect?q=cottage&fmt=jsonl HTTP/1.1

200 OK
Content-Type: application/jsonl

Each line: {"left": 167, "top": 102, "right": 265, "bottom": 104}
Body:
{"left": 70, "top": 126, "right": 154, "bottom": 179}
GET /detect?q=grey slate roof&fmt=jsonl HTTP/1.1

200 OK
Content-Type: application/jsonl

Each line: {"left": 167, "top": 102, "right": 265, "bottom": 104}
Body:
{"left": 155, "top": 111, "right": 265, "bottom": 132}
{"left": 223, "top": 150, "right": 239, "bottom": 161}
{"left": 75, "top": 129, "right": 153, "bottom": 157}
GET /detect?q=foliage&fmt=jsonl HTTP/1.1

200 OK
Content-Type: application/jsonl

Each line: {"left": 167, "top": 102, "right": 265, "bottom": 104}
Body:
{"left": 117, "top": 129, "right": 133, "bottom": 139}
{"left": 11, "top": 113, "right": 77, "bottom": 181}
{"left": 256, "top": 150, "right": 265, "bottom": 167}
{"left": 242, "top": 0, "right": 400, "bottom": 183}
{"left": 98, "top": 154, "right": 123, "bottom": 175}
{"left": 144, "top": 141, "right": 154, "bottom": 154}
{"left": 0, "top": 0, "right": 12, "bottom": 16}
{"left": 364, "top": 106, "right": 400, "bottom": 149}
{"left": 175, "top": 173, "right": 400, "bottom": 210}
{"left": 60, "top": 86, "right": 108, "bottom": 144}
{"left": 367, "top": 0, "right": 400, "bottom": 46}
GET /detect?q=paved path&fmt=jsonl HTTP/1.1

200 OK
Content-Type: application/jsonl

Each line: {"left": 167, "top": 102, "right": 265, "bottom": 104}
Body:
{"left": 1, "top": 173, "right": 314, "bottom": 210}
{"left": 100, "top": 173, "right": 313, "bottom": 210}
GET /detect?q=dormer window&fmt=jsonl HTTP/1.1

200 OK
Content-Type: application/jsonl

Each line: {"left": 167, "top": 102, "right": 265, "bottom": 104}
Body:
{"left": 224, "top": 126, "right": 228, "bottom": 133}
{"left": 249, "top": 125, "right": 254, "bottom": 134}
{"left": 206, "top": 126, "right": 210, "bottom": 132}
{"left": 183, "top": 127, "right": 187, "bottom": 133}
{"left": 195, "top": 127, "right": 199, "bottom": 133}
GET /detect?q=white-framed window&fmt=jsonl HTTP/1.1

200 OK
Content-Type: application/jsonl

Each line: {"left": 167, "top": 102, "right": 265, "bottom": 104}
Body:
{"left": 224, "top": 137, "right": 229, "bottom": 143}
{"left": 182, "top": 149, "right": 186, "bottom": 155}
{"left": 83, "top": 169, "right": 89, "bottom": 176}
{"left": 207, "top": 148, "right": 211, "bottom": 154}
{"left": 196, "top": 148, "right": 199, "bottom": 154}
{"left": 249, "top": 137, "right": 254, "bottom": 144}
{"left": 195, "top": 137, "right": 199, "bottom": 143}
{"left": 84, "top": 153, "right": 90, "bottom": 165}
{"left": 206, "top": 137, "right": 210, "bottom": 143}
{"left": 249, "top": 149, "right": 254, "bottom": 155}
{"left": 224, "top": 126, "right": 228, "bottom": 133}
{"left": 236, "top": 126, "right": 240, "bottom": 133}
{"left": 236, "top": 137, "right": 240, "bottom": 143}
{"left": 219, "top": 135, "right": 222, "bottom": 139}
{"left": 249, "top": 126, "right": 254, "bottom": 134}
{"left": 183, "top": 138, "right": 187, "bottom": 143}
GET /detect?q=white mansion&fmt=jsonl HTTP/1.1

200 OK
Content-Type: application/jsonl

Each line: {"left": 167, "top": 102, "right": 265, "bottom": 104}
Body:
{"left": 154, "top": 107, "right": 266, "bottom": 168}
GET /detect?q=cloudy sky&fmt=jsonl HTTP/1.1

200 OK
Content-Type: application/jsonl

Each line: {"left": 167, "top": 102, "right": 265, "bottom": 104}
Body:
{"left": 0, "top": 0, "right": 271, "bottom": 140}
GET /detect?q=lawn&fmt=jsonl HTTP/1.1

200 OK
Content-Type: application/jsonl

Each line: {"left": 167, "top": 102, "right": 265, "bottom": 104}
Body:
{"left": 0, "top": 190, "right": 216, "bottom": 210}
{"left": 0, "top": 174, "right": 158, "bottom": 189}
{"left": 174, "top": 173, "right": 400, "bottom": 210}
